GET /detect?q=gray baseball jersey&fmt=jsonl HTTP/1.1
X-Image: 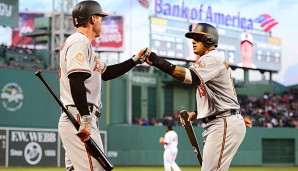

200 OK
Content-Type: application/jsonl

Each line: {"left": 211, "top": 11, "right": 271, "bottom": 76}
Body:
{"left": 189, "top": 50, "right": 240, "bottom": 119}
{"left": 59, "top": 32, "right": 106, "bottom": 171}
{"left": 59, "top": 32, "right": 106, "bottom": 113}
{"left": 189, "top": 50, "right": 245, "bottom": 171}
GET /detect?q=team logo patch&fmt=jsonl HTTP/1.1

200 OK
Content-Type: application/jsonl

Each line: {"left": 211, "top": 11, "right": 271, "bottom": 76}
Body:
{"left": 194, "top": 60, "right": 206, "bottom": 68}
{"left": 74, "top": 52, "right": 86, "bottom": 63}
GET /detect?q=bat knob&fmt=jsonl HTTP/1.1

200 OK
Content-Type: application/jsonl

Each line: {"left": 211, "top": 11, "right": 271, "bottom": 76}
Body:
{"left": 179, "top": 110, "right": 189, "bottom": 120}
{"left": 35, "top": 70, "right": 42, "bottom": 76}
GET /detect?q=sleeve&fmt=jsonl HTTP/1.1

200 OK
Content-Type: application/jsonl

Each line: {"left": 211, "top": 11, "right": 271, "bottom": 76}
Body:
{"left": 163, "top": 132, "right": 170, "bottom": 144}
{"left": 189, "top": 55, "right": 222, "bottom": 83}
{"left": 102, "top": 58, "right": 135, "bottom": 81}
{"left": 69, "top": 73, "right": 89, "bottom": 116}
{"left": 66, "top": 41, "right": 91, "bottom": 76}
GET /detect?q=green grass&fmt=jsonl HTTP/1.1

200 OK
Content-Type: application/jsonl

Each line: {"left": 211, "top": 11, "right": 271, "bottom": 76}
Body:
{"left": 0, "top": 166, "right": 297, "bottom": 171}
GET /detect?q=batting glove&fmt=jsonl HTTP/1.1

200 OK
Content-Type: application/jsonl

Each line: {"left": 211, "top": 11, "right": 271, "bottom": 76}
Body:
{"left": 76, "top": 115, "right": 92, "bottom": 143}
{"left": 132, "top": 47, "right": 151, "bottom": 64}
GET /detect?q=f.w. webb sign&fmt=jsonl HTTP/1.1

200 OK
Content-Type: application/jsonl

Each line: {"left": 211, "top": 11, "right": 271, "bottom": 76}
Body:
{"left": 0, "top": 128, "right": 62, "bottom": 167}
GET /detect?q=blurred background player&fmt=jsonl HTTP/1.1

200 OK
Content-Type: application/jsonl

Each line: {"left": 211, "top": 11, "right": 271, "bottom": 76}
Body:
{"left": 238, "top": 32, "right": 257, "bottom": 69}
{"left": 159, "top": 124, "right": 181, "bottom": 171}
{"left": 59, "top": 1, "right": 148, "bottom": 170}
{"left": 146, "top": 22, "right": 246, "bottom": 171}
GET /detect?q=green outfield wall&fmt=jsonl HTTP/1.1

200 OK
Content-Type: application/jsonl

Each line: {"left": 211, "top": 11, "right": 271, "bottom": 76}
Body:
{"left": 1, "top": 68, "right": 286, "bottom": 129}
{"left": 107, "top": 125, "right": 298, "bottom": 166}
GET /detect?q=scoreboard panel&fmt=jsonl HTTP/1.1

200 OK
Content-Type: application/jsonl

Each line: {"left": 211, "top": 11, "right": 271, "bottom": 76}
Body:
{"left": 150, "top": 17, "right": 281, "bottom": 71}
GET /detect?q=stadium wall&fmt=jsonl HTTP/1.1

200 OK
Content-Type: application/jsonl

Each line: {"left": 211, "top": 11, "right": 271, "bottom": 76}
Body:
{"left": 108, "top": 125, "right": 298, "bottom": 166}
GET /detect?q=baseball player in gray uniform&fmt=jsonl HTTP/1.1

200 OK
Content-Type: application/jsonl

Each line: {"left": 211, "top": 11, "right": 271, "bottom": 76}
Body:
{"left": 146, "top": 23, "right": 247, "bottom": 171}
{"left": 59, "top": 1, "right": 149, "bottom": 170}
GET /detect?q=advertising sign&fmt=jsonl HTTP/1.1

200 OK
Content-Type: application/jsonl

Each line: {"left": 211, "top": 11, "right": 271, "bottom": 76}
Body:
{"left": 8, "top": 129, "right": 58, "bottom": 166}
{"left": 152, "top": 0, "right": 278, "bottom": 32}
{"left": 92, "top": 16, "right": 124, "bottom": 52}
{"left": 11, "top": 12, "right": 44, "bottom": 46}
{"left": 0, "top": 0, "right": 19, "bottom": 28}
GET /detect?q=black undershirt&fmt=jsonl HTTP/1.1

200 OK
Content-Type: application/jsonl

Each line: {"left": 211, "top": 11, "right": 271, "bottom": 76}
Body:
{"left": 69, "top": 58, "right": 136, "bottom": 116}
{"left": 102, "top": 58, "right": 136, "bottom": 81}
{"left": 190, "top": 69, "right": 201, "bottom": 87}
{"left": 69, "top": 72, "right": 90, "bottom": 116}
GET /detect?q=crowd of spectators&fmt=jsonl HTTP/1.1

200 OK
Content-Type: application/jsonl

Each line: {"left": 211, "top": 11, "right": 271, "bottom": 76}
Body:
{"left": 240, "top": 88, "right": 298, "bottom": 128}
{"left": 133, "top": 88, "right": 298, "bottom": 128}
{"left": 0, "top": 43, "right": 42, "bottom": 69}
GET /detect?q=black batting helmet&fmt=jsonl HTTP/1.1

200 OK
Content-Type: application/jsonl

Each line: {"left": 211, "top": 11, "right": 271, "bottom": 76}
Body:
{"left": 185, "top": 23, "right": 219, "bottom": 48}
{"left": 72, "top": 0, "right": 108, "bottom": 27}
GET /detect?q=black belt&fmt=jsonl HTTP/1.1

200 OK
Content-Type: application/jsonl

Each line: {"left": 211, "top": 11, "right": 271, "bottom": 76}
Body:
{"left": 65, "top": 104, "right": 101, "bottom": 118}
{"left": 202, "top": 109, "right": 241, "bottom": 124}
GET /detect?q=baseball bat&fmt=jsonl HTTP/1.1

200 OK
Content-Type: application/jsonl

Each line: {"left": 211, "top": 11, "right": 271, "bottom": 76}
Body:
{"left": 180, "top": 110, "right": 203, "bottom": 166}
{"left": 35, "top": 70, "right": 114, "bottom": 171}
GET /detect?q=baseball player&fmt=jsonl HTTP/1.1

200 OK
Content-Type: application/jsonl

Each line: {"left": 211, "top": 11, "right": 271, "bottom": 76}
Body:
{"left": 159, "top": 124, "right": 181, "bottom": 171}
{"left": 146, "top": 23, "right": 248, "bottom": 171}
{"left": 58, "top": 1, "right": 149, "bottom": 170}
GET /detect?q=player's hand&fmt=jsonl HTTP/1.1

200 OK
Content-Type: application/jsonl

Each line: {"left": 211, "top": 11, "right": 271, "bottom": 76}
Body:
{"left": 244, "top": 117, "right": 252, "bottom": 128}
{"left": 159, "top": 137, "right": 164, "bottom": 144}
{"left": 146, "top": 51, "right": 159, "bottom": 66}
{"left": 132, "top": 47, "right": 151, "bottom": 64}
{"left": 76, "top": 115, "right": 92, "bottom": 143}
{"left": 188, "top": 111, "right": 197, "bottom": 122}
{"left": 180, "top": 111, "right": 196, "bottom": 127}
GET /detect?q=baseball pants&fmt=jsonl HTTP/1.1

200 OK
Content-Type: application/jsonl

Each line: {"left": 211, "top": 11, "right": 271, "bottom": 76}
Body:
{"left": 59, "top": 106, "right": 103, "bottom": 171}
{"left": 201, "top": 114, "right": 246, "bottom": 171}
{"left": 163, "top": 148, "right": 181, "bottom": 171}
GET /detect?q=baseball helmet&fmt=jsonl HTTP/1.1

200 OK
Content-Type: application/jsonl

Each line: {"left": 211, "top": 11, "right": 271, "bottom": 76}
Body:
{"left": 72, "top": 0, "right": 108, "bottom": 27}
{"left": 185, "top": 23, "right": 219, "bottom": 48}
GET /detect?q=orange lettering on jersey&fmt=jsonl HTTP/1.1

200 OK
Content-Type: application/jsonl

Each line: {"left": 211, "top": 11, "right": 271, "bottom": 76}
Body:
{"left": 197, "top": 83, "right": 206, "bottom": 97}
{"left": 223, "top": 60, "right": 229, "bottom": 70}
{"left": 93, "top": 56, "right": 102, "bottom": 73}
{"left": 74, "top": 52, "right": 86, "bottom": 63}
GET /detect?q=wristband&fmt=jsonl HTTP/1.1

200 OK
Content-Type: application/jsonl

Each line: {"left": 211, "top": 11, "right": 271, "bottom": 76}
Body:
{"left": 150, "top": 52, "right": 176, "bottom": 75}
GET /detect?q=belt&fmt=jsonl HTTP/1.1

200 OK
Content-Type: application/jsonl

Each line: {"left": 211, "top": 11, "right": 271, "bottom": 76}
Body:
{"left": 202, "top": 109, "right": 241, "bottom": 124}
{"left": 65, "top": 104, "right": 101, "bottom": 118}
